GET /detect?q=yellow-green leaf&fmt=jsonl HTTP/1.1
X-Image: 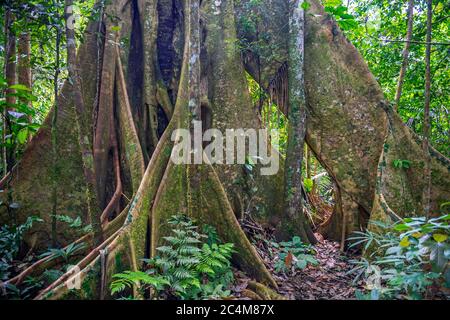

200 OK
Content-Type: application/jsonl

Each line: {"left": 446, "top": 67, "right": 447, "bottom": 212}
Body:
{"left": 412, "top": 232, "right": 423, "bottom": 239}
{"left": 433, "top": 233, "right": 448, "bottom": 243}
{"left": 399, "top": 237, "right": 410, "bottom": 247}
{"left": 17, "top": 128, "right": 29, "bottom": 144}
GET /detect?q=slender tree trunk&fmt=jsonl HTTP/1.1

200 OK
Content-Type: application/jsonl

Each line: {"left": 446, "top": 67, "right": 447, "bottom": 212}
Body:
{"left": 4, "top": 9, "right": 16, "bottom": 175}
{"left": 394, "top": 0, "right": 414, "bottom": 111}
{"left": 18, "top": 31, "right": 33, "bottom": 133}
{"left": 142, "top": 0, "right": 159, "bottom": 160}
{"left": 186, "top": 0, "right": 202, "bottom": 218}
{"left": 17, "top": 32, "right": 32, "bottom": 91}
{"left": 64, "top": 0, "right": 102, "bottom": 242}
{"left": 422, "top": 0, "right": 432, "bottom": 217}
{"left": 50, "top": 26, "right": 61, "bottom": 248}
{"left": 279, "top": 0, "right": 316, "bottom": 244}
{"left": 188, "top": 0, "right": 201, "bottom": 123}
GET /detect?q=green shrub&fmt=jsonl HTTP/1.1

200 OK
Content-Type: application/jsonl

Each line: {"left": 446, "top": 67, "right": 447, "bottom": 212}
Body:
{"left": 274, "top": 236, "right": 318, "bottom": 273}
{"left": 349, "top": 214, "right": 450, "bottom": 300}
{"left": 38, "top": 242, "right": 87, "bottom": 264}
{"left": 0, "top": 216, "right": 42, "bottom": 281}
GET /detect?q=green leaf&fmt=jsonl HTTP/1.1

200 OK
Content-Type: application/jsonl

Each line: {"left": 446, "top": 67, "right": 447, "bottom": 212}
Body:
{"left": 301, "top": 1, "right": 311, "bottom": 10}
{"left": 111, "top": 26, "right": 121, "bottom": 32}
{"left": 399, "top": 237, "right": 410, "bottom": 248}
{"left": 17, "top": 129, "right": 29, "bottom": 144}
{"left": 324, "top": 0, "right": 342, "bottom": 7}
{"left": 296, "top": 259, "right": 307, "bottom": 270}
{"left": 304, "top": 178, "right": 313, "bottom": 193}
{"left": 9, "top": 84, "right": 32, "bottom": 92}
{"left": 394, "top": 224, "right": 410, "bottom": 232}
{"left": 433, "top": 233, "right": 448, "bottom": 243}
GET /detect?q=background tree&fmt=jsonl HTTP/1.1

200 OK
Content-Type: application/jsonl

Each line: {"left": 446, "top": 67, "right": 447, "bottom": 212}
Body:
{"left": 422, "top": 0, "right": 433, "bottom": 217}
{"left": 394, "top": 0, "right": 414, "bottom": 111}
{"left": 279, "top": 0, "right": 316, "bottom": 244}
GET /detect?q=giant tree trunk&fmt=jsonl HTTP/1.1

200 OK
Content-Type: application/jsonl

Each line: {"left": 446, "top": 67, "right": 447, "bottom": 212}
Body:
{"left": 243, "top": 0, "right": 450, "bottom": 243}
{"left": 0, "top": 0, "right": 449, "bottom": 299}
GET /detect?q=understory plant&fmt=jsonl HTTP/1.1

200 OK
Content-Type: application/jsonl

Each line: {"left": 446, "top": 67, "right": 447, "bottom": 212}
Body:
{"left": 111, "top": 215, "right": 234, "bottom": 300}
{"left": 38, "top": 242, "right": 87, "bottom": 264}
{"left": 0, "top": 216, "right": 42, "bottom": 281}
{"left": 0, "top": 215, "right": 88, "bottom": 299}
{"left": 274, "top": 236, "right": 318, "bottom": 274}
{"left": 0, "top": 79, "right": 41, "bottom": 172}
{"left": 349, "top": 214, "right": 450, "bottom": 300}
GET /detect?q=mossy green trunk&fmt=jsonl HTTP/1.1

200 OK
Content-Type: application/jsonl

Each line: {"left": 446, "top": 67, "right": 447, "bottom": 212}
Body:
{"left": 277, "top": 0, "right": 316, "bottom": 244}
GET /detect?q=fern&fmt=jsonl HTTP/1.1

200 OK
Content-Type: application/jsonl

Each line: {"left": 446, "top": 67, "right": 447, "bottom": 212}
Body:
{"left": 110, "top": 214, "right": 235, "bottom": 300}
{"left": 110, "top": 271, "right": 170, "bottom": 295}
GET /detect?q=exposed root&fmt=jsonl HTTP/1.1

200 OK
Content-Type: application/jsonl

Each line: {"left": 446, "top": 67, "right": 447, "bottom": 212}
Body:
{"left": 5, "top": 233, "right": 91, "bottom": 287}
{"left": 247, "top": 281, "right": 286, "bottom": 300}
{"left": 4, "top": 205, "right": 128, "bottom": 288}
{"left": 156, "top": 80, "right": 174, "bottom": 119}
{"left": 100, "top": 94, "right": 123, "bottom": 225}
{"left": 35, "top": 228, "right": 123, "bottom": 299}
{"left": 115, "top": 49, "right": 146, "bottom": 190}
{"left": 100, "top": 144, "right": 122, "bottom": 225}
{"left": 93, "top": 22, "right": 117, "bottom": 210}
{"left": 241, "top": 289, "right": 263, "bottom": 300}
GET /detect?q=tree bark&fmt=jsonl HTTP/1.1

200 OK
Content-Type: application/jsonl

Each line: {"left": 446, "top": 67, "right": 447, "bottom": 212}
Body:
{"left": 50, "top": 25, "right": 61, "bottom": 248}
{"left": 394, "top": 0, "right": 414, "bottom": 111}
{"left": 422, "top": 0, "right": 432, "bottom": 217}
{"left": 17, "top": 32, "right": 32, "bottom": 97}
{"left": 277, "top": 0, "right": 316, "bottom": 244}
{"left": 4, "top": 9, "right": 16, "bottom": 175}
{"left": 17, "top": 30, "right": 33, "bottom": 141}
{"left": 64, "top": 0, "right": 102, "bottom": 242}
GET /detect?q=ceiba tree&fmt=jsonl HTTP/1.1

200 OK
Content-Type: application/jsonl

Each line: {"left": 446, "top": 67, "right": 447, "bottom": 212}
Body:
{"left": 1, "top": 0, "right": 449, "bottom": 299}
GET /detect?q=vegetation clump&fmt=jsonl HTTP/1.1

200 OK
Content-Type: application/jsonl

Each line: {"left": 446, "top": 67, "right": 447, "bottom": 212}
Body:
{"left": 111, "top": 215, "right": 235, "bottom": 300}
{"left": 349, "top": 213, "right": 450, "bottom": 300}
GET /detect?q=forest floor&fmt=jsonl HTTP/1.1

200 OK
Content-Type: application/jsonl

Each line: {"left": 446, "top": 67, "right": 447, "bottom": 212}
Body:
{"left": 231, "top": 217, "right": 361, "bottom": 300}
{"left": 273, "top": 238, "right": 360, "bottom": 300}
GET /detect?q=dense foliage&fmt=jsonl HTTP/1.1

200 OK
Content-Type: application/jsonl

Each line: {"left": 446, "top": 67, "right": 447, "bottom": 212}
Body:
{"left": 345, "top": 0, "right": 449, "bottom": 155}
{"left": 0, "top": 216, "right": 42, "bottom": 281}
{"left": 349, "top": 213, "right": 450, "bottom": 299}
{"left": 110, "top": 215, "right": 235, "bottom": 300}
